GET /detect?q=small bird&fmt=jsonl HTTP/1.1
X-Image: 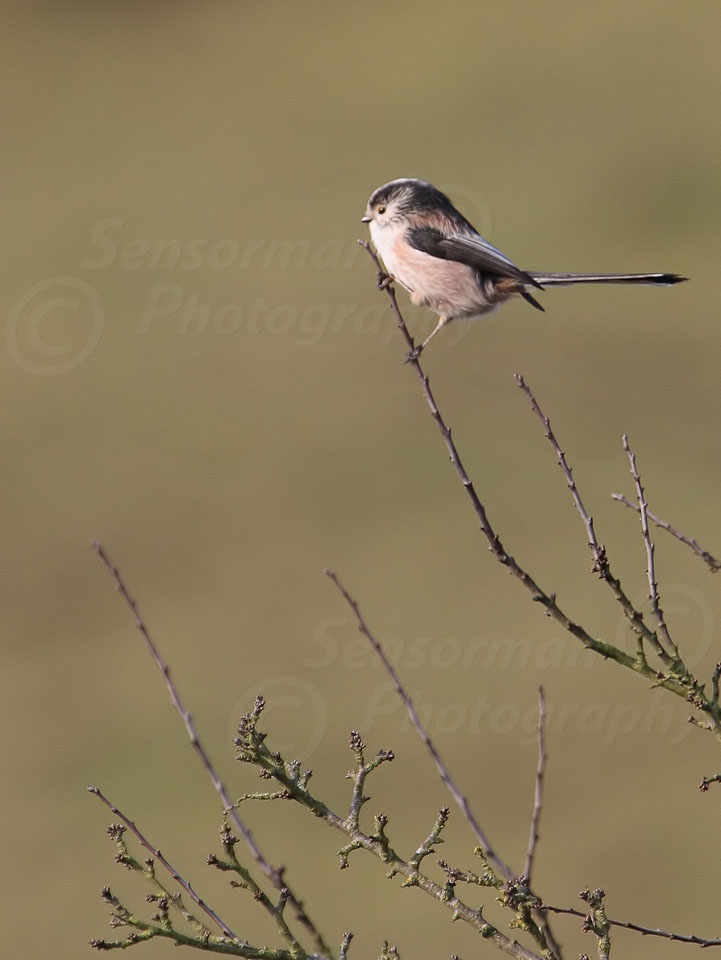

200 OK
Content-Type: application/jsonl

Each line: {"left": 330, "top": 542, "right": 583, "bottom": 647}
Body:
{"left": 362, "top": 178, "right": 687, "bottom": 358}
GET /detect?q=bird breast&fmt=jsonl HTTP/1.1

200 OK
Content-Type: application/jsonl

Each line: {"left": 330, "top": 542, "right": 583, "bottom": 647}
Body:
{"left": 370, "top": 221, "right": 495, "bottom": 320}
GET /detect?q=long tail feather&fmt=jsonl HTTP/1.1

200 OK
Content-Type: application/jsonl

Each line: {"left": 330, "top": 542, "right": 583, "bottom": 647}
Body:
{"left": 529, "top": 271, "right": 687, "bottom": 286}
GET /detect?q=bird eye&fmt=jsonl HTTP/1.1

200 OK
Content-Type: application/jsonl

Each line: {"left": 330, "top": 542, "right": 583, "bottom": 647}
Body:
{"left": 377, "top": 204, "right": 386, "bottom": 215}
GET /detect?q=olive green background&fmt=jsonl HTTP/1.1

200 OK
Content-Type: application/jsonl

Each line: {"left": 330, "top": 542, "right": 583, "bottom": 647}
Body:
{"left": 2, "top": 3, "right": 720, "bottom": 959}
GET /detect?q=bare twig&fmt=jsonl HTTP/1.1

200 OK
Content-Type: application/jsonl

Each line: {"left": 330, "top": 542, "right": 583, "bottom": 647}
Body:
{"left": 515, "top": 374, "right": 674, "bottom": 667}
{"left": 514, "top": 375, "right": 604, "bottom": 565}
{"left": 521, "top": 688, "right": 561, "bottom": 960}
{"left": 712, "top": 662, "right": 721, "bottom": 712}
{"left": 542, "top": 903, "right": 721, "bottom": 948}
{"left": 92, "top": 542, "right": 332, "bottom": 960}
{"left": 699, "top": 772, "right": 721, "bottom": 791}
{"left": 578, "top": 888, "right": 610, "bottom": 960}
{"left": 523, "top": 688, "right": 546, "bottom": 883}
{"left": 621, "top": 436, "right": 679, "bottom": 662}
{"left": 345, "top": 729, "right": 395, "bottom": 832}
{"left": 611, "top": 493, "right": 721, "bottom": 573}
{"left": 339, "top": 932, "right": 353, "bottom": 960}
{"left": 88, "top": 785, "right": 237, "bottom": 940}
{"left": 324, "top": 568, "right": 514, "bottom": 881}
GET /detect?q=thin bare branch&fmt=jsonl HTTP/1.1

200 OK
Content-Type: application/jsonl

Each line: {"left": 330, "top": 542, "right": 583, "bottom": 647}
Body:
{"left": 88, "top": 785, "right": 237, "bottom": 940}
{"left": 514, "top": 375, "right": 604, "bottom": 562}
{"left": 542, "top": 903, "right": 721, "bottom": 948}
{"left": 713, "top": 661, "right": 721, "bottom": 709}
{"left": 523, "top": 688, "right": 546, "bottom": 882}
{"left": 92, "top": 541, "right": 332, "bottom": 960}
{"left": 699, "top": 772, "right": 721, "bottom": 791}
{"left": 515, "top": 374, "right": 674, "bottom": 667}
{"left": 611, "top": 493, "right": 721, "bottom": 573}
{"left": 339, "top": 932, "right": 353, "bottom": 960}
{"left": 521, "top": 688, "right": 562, "bottom": 960}
{"left": 324, "top": 568, "right": 514, "bottom": 882}
{"left": 621, "top": 436, "right": 679, "bottom": 662}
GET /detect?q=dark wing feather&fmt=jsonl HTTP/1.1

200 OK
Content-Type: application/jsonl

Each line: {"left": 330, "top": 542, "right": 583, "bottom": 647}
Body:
{"left": 407, "top": 226, "right": 543, "bottom": 290}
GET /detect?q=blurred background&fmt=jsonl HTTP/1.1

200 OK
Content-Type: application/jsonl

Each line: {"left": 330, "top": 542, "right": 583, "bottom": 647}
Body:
{"left": 2, "top": 2, "right": 720, "bottom": 958}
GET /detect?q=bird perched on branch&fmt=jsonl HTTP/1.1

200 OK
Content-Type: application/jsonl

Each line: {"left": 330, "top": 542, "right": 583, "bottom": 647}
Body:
{"left": 362, "top": 178, "right": 687, "bottom": 359}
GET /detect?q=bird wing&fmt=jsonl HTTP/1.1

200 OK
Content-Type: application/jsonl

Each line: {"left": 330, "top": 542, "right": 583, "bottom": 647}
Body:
{"left": 406, "top": 226, "right": 543, "bottom": 290}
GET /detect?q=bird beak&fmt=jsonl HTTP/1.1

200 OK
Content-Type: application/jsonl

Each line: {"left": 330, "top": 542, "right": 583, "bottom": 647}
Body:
{"left": 361, "top": 208, "right": 372, "bottom": 223}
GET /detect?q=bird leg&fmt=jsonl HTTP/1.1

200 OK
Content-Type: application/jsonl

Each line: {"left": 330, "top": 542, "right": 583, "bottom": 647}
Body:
{"left": 405, "top": 316, "right": 450, "bottom": 362}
